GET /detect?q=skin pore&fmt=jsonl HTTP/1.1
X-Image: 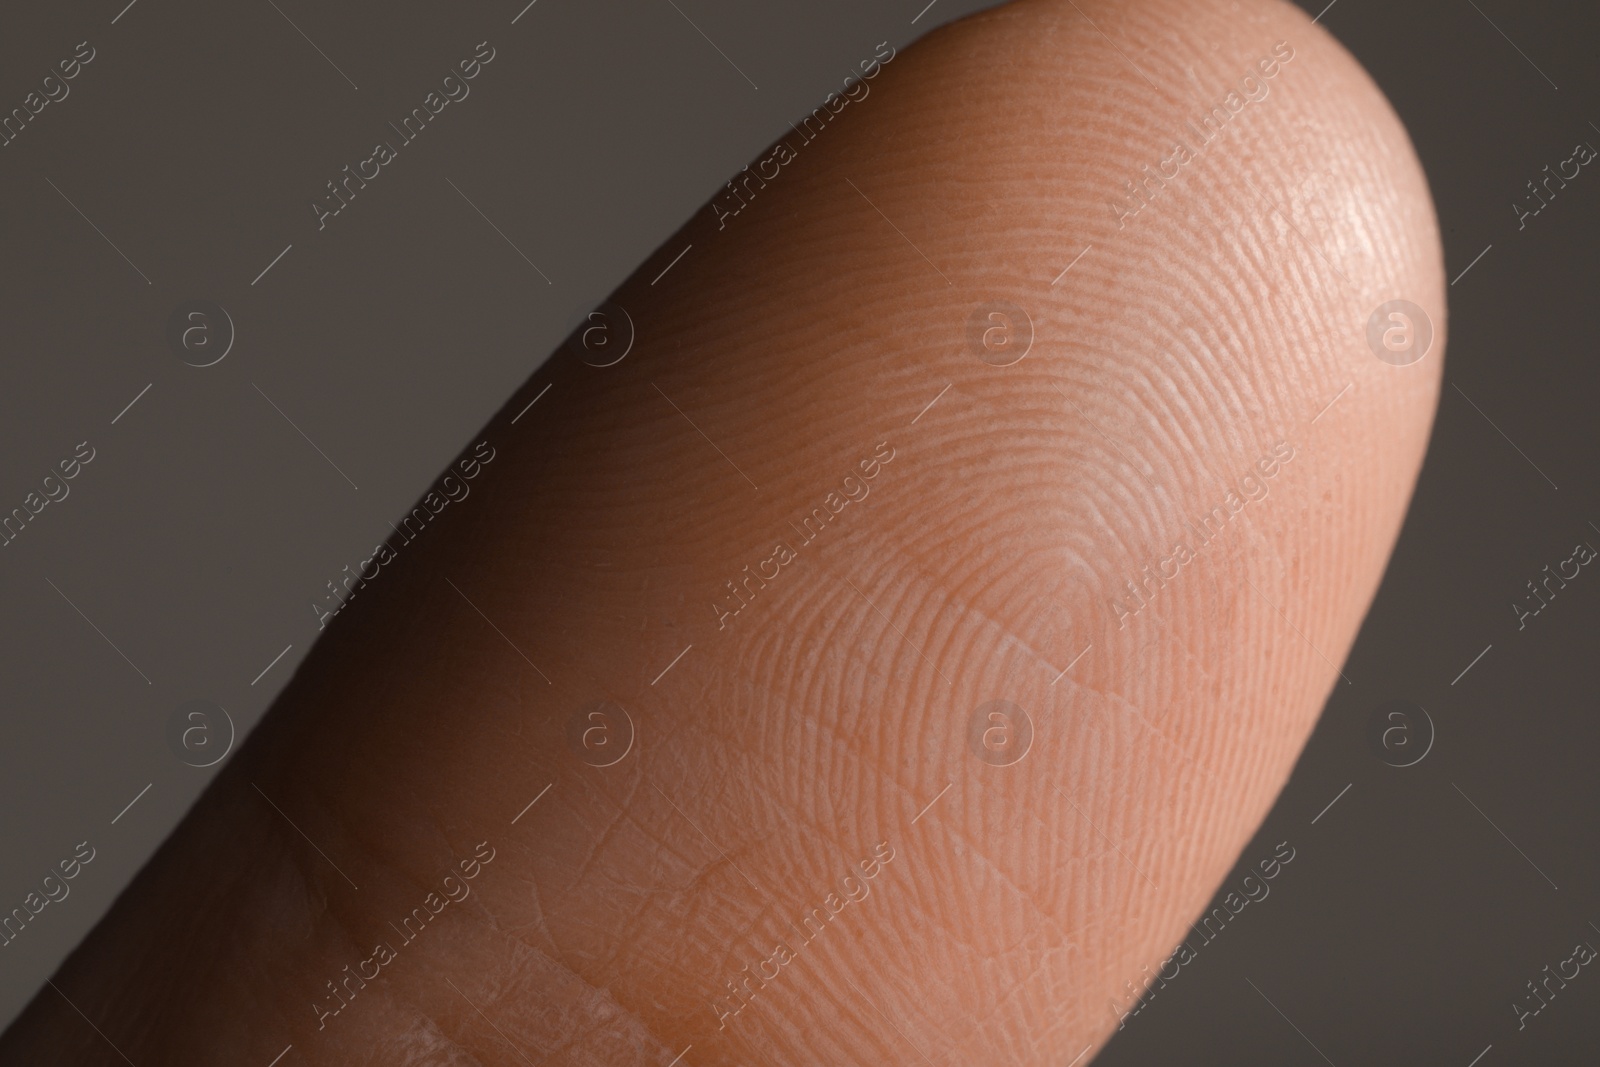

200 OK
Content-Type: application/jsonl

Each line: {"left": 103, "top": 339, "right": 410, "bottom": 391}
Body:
{"left": 0, "top": 0, "right": 1444, "bottom": 1063}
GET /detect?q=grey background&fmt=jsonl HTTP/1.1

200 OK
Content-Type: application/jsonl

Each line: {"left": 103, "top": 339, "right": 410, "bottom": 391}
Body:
{"left": 0, "top": 0, "right": 1595, "bottom": 1063}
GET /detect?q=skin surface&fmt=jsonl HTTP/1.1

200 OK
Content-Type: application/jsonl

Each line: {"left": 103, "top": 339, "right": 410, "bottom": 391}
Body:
{"left": 0, "top": 0, "right": 1444, "bottom": 1063}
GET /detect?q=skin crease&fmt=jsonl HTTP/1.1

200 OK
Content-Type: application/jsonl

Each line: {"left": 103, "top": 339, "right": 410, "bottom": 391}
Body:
{"left": 0, "top": 0, "right": 1444, "bottom": 1063}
